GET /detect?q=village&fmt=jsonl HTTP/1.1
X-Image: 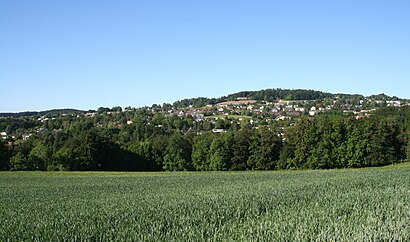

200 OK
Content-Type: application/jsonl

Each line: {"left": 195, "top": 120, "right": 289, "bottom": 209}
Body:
{"left": 1, "top": 93, "right": 408, "bottom": 142}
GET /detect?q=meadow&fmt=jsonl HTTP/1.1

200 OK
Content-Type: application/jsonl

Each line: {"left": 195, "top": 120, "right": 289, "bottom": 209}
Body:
{"left": 0, "top": 166, "right": 409, "bottom": 241}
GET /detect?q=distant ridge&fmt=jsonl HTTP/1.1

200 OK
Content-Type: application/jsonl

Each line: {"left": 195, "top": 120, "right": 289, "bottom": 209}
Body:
{"left": 172, "top": 88, "right": 399, "bottom": 108}
{"left": 1, "top": 88, "right": 404, "bottom": 116}
{"left": 0, "top": 109, "right": 85, "bottom": 118}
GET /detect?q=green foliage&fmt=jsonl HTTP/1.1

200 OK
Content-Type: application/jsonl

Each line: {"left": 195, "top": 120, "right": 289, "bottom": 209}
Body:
{"left": 0, "top": 106, "right": 409, "bottom": 171}
{"left": 0, "top": 142, "right": 11, "bottom": 170}
{"left": 248, "top": 127, "right": 282, "bottom": 170}
{"left": 0, "top": 117, "right": 39, "bottom": 134}
{"left": 9, "top": 152, "right": 30, "bottom": 171}
{"left": 229, "top": 128, "right": 251, "bottom": 170}
{"left": 163, "top": 133, "right": 192, "bottom": 171}
{"left": 192, "top": 133, "right": 214, "bottom": 171}
{"left": 209, "top": 136, "right": 230, "bottom": 171}
{"left": 28, "top": 140, "right": 50, "bottom": 170}
{"left": 280, "top": 112, "right": 407, "bottom": 169}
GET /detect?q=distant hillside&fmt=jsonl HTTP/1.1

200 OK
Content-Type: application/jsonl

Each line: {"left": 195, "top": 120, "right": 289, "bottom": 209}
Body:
{"left": 172, "top": 88, "right": 386, "bottom": 108}
{"left": 0, "top": 109, "right": 85, "bottom": 118}
{"left": 1, "top": 88, "right": 403, "bottom": 115}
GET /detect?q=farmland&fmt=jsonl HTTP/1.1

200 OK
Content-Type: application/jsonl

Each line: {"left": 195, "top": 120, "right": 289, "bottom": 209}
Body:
{"left": 0, "top": 166, "right": 409, "bottom": 241}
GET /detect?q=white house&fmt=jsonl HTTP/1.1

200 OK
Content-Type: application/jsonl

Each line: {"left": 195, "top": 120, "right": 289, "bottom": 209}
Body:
{"left": 23, "top": 134, "right": 32, "bottom": 140}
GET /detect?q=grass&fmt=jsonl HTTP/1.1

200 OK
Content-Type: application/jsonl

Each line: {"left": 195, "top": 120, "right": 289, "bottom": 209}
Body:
{"left": 0, "top": 166, "right": 409, "bottom": 241}
{"left": 381, "top": 161, "right": 410, "bottom": 169}
{"left": 205, "top": 114, "right": 252, "bottom": 120}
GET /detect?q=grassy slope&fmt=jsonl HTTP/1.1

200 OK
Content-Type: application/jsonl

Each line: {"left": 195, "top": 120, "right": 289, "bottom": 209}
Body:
{"left": 205, "top": 114, "right": 252, "bottom": 119}
{"left": 381, "top": 161, "right": 410, "bottom": 169}
{"left": 0, "top": 165, "right": 409, "bottom": 241}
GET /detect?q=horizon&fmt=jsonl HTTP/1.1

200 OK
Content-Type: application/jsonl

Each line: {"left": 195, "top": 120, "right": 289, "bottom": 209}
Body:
{"left": 0, "top": 87, "right": 405, "bottom": 113}
{"left": 1, "top": 0, "right": 409, "bottom": 112}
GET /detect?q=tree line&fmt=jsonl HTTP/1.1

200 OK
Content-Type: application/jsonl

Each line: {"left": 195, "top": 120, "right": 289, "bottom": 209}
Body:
{"left": 172, "top": 88, "right": 391, "bottom": 108}
{"left": 0, "top": 106, "right": 409, "bottom": 171}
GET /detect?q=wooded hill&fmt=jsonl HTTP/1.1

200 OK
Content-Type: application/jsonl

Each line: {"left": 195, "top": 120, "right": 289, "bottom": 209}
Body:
{"left": 1, "top": 88, "right": 402, "bottom": 117}
{"left": 0, "top": 88, "right": 409, "bottom": 171}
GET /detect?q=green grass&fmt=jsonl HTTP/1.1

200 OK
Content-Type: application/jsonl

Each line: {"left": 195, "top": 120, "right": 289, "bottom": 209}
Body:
{"left": 381, "top": 161, "right": 410, "bottom": 169}
{"left": 205, "top": 114, "right": 252, "bottom": 120}
{"left": 0, "top": 167, "right": 409, "bottom": 241}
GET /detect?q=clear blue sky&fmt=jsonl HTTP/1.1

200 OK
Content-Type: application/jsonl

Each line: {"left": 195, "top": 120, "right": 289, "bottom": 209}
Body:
{"left": 1, "top": 0, "right": 409, "bottom": 112}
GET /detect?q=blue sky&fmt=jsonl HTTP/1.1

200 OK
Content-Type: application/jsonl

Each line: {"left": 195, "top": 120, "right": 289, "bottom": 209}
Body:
{"left": 1, "top": 0, "right": 409, "bottom": 112}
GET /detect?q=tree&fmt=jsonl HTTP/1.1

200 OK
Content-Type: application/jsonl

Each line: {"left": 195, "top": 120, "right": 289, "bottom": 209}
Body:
{"left": 306, "top": 114, "right": 345, "bottom": 169}
{"left": 192, "top": 133, "right": 214, "bottom": 171}
{"left": 248, "top": 127, "right": 282, "bottom": 170}
{"left": 0, "top": 141, "right": 10, "bottom": 170}
{"left": 28, "top": 140, "right": 51, "bottom": 170}
{"left": 163, "top": 133, "right": 192, "bottom": 171}
{"left": 230, "top": 128, "right": 251, "bottom": 170}
{"left": 9, "top": 152, "right": 30, "bottom": 171}
{"left": 281, "top": 118, "right": 313, "bottom": 169}
{"left": 209, "top": 136, "right": 229, "bottom": 171}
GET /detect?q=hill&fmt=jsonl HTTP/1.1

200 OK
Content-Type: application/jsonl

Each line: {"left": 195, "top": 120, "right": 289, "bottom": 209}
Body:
{"left": 1, "top": 88, "right": 406, "bottom": 115}
{"left": 0, "top": 109, "right": 85, "bottom": 118}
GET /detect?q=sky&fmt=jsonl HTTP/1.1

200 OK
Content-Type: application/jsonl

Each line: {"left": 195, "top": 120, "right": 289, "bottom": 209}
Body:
{"left": 1, "top": 0, "right": 409, "bottom": 112}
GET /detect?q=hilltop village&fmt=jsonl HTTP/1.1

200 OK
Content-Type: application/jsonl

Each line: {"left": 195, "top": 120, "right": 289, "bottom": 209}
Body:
{"left": 0, "top": 90, "right": 408, "bottom": 142}
{"left": 0, "top": 89, "right": 409, "bottom": 172}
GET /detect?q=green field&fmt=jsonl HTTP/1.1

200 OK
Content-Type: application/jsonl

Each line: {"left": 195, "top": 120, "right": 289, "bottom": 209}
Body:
{"left": 0, "top": 166, "right": 409, "bottom": 241}
{"left": 205, "top": 114, "right": 252, "bottom": 120}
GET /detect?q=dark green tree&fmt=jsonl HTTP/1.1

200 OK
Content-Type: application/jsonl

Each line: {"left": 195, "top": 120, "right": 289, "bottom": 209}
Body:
{"left": 9, "top": 152, "right": 30, "bottom": 171}
{"left": 248, "top": 127, "right": 282, "bottom": 170}
{"left": 163, "top": 133, "right": 192, "bottom": 171}
{"left": 192, "top": 133, "right": 214, "bottom": 171}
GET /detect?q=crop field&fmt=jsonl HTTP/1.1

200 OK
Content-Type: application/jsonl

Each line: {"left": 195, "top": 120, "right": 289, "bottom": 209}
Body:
{"left": 0, "top": 166, "right": 409, "bottom": 241}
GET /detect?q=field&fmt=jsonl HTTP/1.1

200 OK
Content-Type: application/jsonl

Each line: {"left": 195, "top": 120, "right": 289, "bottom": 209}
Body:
{"left": 0, "top": 166, "right": 409, "bottom": 241}
{"left": 205, "top": 114, "right": 252, "bottom": 120}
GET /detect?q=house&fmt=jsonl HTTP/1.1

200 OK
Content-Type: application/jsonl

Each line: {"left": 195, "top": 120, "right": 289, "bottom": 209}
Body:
{"left": 309, "top": 106, "right": 317, "bottom": 116}
{"left": 23, "top": 134, "right": 33, "bottom": 140}
{"left": 386, "top": 100, "right": 401, "bottom": 107}
{"left": 1, "top": 132, "right": 7, "bottom": 140}
{"left": 250, "top": 119, "right": 259, "bottom": 125}
{"left": 37, "top": 128, "right": 48, "bottom": 133}
{"left": 193, "top": 114, "right": 204, "bottom": 121}
{"left": 275, "top": 116, "right": 290, "bottom": 121}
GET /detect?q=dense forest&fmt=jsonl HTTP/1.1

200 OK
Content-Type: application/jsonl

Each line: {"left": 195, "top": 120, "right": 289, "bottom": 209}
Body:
{"left": 173, "top": 89, "right": 345, "bottom": 108}
{"left": 0, "top": 104, "right": 409, "bottom": 171}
